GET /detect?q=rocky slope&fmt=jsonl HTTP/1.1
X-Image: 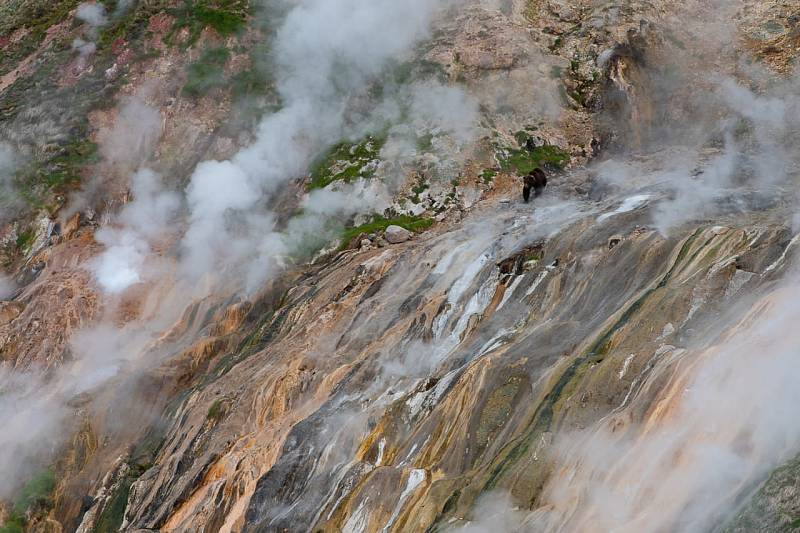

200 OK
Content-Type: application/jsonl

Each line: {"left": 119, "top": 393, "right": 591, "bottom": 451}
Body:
{"left": 2, "top": 0, "right": 800, "bottom": 532}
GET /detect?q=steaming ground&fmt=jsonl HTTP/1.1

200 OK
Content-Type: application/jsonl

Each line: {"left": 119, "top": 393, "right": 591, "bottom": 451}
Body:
{"left": 2, "top": 0, "right": 800, "bottom": 530}
{"left": 533, "top": 281, "right": 800, "bottom": 532}
{"left": 0, "top": 0, "right": 477, "bottom": 503}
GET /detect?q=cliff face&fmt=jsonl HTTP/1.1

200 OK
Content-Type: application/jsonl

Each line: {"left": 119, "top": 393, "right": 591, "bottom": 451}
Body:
{"left": 2, "top": 0, "right": 800, "bottom": 532}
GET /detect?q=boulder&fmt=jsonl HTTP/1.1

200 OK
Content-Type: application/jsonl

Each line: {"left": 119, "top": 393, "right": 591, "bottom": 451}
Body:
{"left": 385, "top": 225, "right": 412, "bottom": 244}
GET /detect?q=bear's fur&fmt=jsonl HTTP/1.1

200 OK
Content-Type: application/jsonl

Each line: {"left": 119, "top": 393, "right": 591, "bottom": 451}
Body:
{"left": 523, "top": 168, "right": 547, "bottom": 203}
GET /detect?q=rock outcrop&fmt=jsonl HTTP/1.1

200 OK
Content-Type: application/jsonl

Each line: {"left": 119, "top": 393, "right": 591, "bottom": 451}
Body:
{"left": 384, "top": 225, "right": 413, "bottom": 244}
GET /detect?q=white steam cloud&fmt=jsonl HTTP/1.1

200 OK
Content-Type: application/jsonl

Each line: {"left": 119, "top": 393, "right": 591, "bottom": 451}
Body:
{"left": 0, "top": 0, "right": 477, "bottom": 502}
{"left": 72, "top": 2, "right": 107, "bottom": 69}
{"left": 90, "top": 168, "right": 180, "bottom": 293}
{"left": 75, "top": 2, "right": 108, "bottom": 32}
{"left": 101, "top": 97, "right": 162, "bottom": 170}
{"left": 64, "top": 96, "right": 162, "bottom": 222}
{"left": 595, "top": 73, "right": 800, "bottom": 235}
{"left": 531, "top": 278, "right": 800, "bottom": 532}
{"left": 144, "top": 0, "right": 474, "bottom": 294}
{"left": 0, "top": 142, "right": 19, "bottom": 215}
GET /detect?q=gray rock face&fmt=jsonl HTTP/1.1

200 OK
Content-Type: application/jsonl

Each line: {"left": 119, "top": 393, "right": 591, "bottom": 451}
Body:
{"left": 723, "top": 453, "right": 800, "bottom": 532}
{"left": 384, "top": 225, "right": 412, "bottom": 244}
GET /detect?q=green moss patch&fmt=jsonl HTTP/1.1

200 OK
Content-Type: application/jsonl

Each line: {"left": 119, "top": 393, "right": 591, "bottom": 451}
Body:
{"left": 92, "top": 481, "right": 130, "bottom": 533}
{"left": 339, "top": 215, "right": 432, "bottom": 250}
{"left": 41, "top": 137, "right": 99, "bottom": 189}
{"left": 475, "top": 378, "right": 522, "bottom": 449}
{"left": 183, "top": 46, "right": 231, "bottom": 97}
{"left": 0, "top": 515, "right": 24, "bottom": 533}
{"left": 0, "top": 469, "right": 56, "bottom": 533}
{"left": 497, "top": 137, "right": 570, "bottom": 175}
{"left": 91, "top": 431, "right": 161, "bottom": 533}
{"left": 169, "top": 0, "right": 248, "bottom": 46}
{"left": 0, "top": 0, "right": 82, "bottom": 77}
{"left": 8, "top": 124, "right": 99, "bottom": 212}
{"left": 409, "top": 174, "right": 429, "bottom": 204}
{"left": 14, "top": 470, "right": 55, "bottom": 515}
{"left": 307, "top": 135, "right": 385, "bottom": 191}
{"left": 207, "top": 399, "right": 225, "bottom": 421}
{"left": 480, "top": 169, "right": 497, "bottom": 183}
{"left": 15, "top": 229, "right": 35, "bottom": 252}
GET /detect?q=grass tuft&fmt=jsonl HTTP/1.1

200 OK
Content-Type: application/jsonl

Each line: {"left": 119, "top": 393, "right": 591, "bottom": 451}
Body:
{"left": 183, "top": 46, "right": 230, "bottom": 97}
{"left": 339, "top": 215, "right": 432, "bottom": 250}
{"left": 481, "top": 169, "right": 497, "bottom": 183}
{"left": 207, "top": 399, "right": 225, "bottom": 421}
{"left": 497, "top": 135, "right": 570, "bottom": 175}
{"left": 307, "top": 135, "right": 385, "bottom": 191}
{"left": 0, "top": 469, "right": 56, "bottom": 533}
{"left": 15, "top": 229, "right": 34, "bottom": 252}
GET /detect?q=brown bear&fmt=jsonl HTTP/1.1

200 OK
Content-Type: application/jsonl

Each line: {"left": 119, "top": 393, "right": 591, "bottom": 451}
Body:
{"left": 523, "top": 168, "right": 547, "bottom": 203}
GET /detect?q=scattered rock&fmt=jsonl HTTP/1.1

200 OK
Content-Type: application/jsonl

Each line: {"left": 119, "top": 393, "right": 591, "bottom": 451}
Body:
{"left": 659, "top": 323, "right": 675, "bottom": 339}
{"left": 726, "top": 269, "right": 756, "bottom": 298}
{"left": 360, "top": 239, "right": 373, "bottom": 250}
{"left": 385, "top": 225, "right": 412, "bottom": 244}
{"left": 523, "top": 260, "right": 539, "bottom": 271}
{"left": 0, "top": 301, "right": 24, "bottom": 326}
{"left": 62, "top": 212, "right": 81, "bottom": 240}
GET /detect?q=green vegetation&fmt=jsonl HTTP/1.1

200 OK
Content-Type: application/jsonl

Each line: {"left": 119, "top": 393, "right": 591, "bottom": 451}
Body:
{"left": 92, "top": 430, "right": 161, "bottom": 533}
{"left": 12, "top": 134, "right": 99, "bottom": 210}
{"left": 476, "top": 377, "right": 522, "bottom": 449}
{"left": 0, "top": 469, "right": 56, "bottom": 533}
{"left": 231, "top": 62, "right": 270, "bottom": 101}
{"left": 339, "top": 215, "right": 432, "bottom": 250}
{"left": 388, "top": 59, "right": 448, "bottom": 86}
{"left": 96, "top": 0, "right": 162, "bottom": 53}
{"left": 0, "top": 515, "right": 24, "bottom": 533}
{"left": 92, "top": 481, "right": 130, "bottom": 533}
{"left": 0, "top": 0, "right": 82, "bottom": 77}
{"left": 411, "top": 175, "right": 429, "bottom": 195}
{"left": 721, "top": 449, "right": 800, "bottom": 532}
{"left": 483, "top": 232, "right": 710, "bottom": 496}
{"left": 41, "top": 137, "right": 99, "bottom": 189}
{"left": 481, "top": 169, "right": 497, "bottom": 184}
{"left": 15, "top": 470, "right": 55, "bottom": 514}
{"left": 416, "top": 132, "right": 434, "bottom": 153}
{"left": 15, "top": 229, "right": 34, "bottom": 252}
{"left": 307, "top": 135, "right": 385, "bottom": 191}
{"left": 497, "top": 143, "right": 570, "bottom": 175}
{"left": 566, "top": 86, "right": 587, "bottom": 107}
{"left": 526, "top": 250, "right": 542, "bottom": 262}
{"left": 513, "top": 130, "right": 531, "bottom": 147}
{"left": 169, "top": 0, "right": 248, "bottom": 46}
{"left": 91, "top": 459, "right": 152, "bottom": 533}
{"left": 207, "top": 399, "right": 224, "bottom": 421}
{"left": 208, "top": 295, "right": 288, "bottom": 383}
{"left": 183, "top": 46, "right": 231, "bottom": 97}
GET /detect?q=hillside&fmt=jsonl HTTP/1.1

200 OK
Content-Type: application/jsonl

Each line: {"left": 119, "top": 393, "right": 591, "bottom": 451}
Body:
{"left": 1, "top": 0, "right": 800, "bottom": 532}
